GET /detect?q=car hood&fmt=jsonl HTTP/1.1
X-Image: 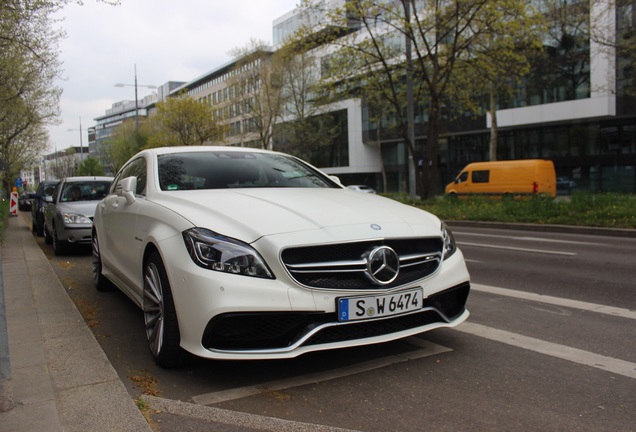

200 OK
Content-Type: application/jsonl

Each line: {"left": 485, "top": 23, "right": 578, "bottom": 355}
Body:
{"left": 56, "top": 201, "right": 101, "bottom": 218}
{"left": 151, "top": 188, "right": 441, "bottom": 243}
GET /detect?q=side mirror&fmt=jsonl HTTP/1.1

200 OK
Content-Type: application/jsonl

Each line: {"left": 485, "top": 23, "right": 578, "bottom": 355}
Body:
{"left": 329, "top": 175, "right": 342, "bottom": 186}
{"left": 116, "top": 176, "right": 137, "bottom": 205}
{"left": 44, "top": 196, "right": 53, "bottom": 203}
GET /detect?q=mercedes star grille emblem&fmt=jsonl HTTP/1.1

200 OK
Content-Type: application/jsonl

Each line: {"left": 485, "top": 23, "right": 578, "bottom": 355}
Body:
{"left": 365, "top": 246, "right": 400, "bottom": 285}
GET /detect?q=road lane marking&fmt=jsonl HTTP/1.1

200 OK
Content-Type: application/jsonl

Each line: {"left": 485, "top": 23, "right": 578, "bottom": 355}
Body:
{"left": 458, "top": 242, "right": 576, "bottom": 256}
{"left": 191, "top": 338, "right": 451, "bottom": 405}
{"left": 472, "top": 283, "right": 636, "bottom": 320}
{"left": 457, "top": 322, "right": 636, "bottom": 379}
{"left": 455, "top": 231, "right": 603, "bottom": 246}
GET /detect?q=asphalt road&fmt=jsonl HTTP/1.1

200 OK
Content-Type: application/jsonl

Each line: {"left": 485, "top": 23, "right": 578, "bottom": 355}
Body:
{"left": 22, "top": 210, "right": 636, "bottom": 431}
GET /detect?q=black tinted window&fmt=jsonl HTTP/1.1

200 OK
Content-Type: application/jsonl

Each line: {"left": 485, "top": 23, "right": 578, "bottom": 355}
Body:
{"left": 60, "top": 181, "right": 111, "bottom": 202}
{"left": 472, "top": 170, "right": 490, "bottom": 183}
{"left": 157, "top": 151, "right": 337, "bottom": 191}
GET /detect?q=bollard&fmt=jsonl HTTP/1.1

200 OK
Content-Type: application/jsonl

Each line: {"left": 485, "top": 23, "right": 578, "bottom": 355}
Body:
{"left": 9, "top": 190, "right": 18, "bottom": 217}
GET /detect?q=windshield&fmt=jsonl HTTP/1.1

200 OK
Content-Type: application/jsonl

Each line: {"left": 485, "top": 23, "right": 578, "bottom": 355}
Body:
{"left": 157, "top": 151, "right": 339, "bottom": 191}
{"left": 60, "top": 181, "right": 111, "bottom": 202}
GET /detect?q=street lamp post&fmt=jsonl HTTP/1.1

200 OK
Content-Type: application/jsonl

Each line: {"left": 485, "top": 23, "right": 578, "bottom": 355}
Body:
{"left": 403, "top": 0, "right": 416, "bottom": 198}
{"left": 115, "top": 64, "right": 157, "bottom": 132}
{"left": 67, "top": 116, "right": 84, "bottom": 162}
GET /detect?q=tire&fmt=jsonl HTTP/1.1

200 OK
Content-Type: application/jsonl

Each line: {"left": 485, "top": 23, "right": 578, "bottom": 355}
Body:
{"left": 143, "top": 251, "right": 187, "bottom": 368}
{"left": 43, "top": 224, "right": 52, "bottom": 245}
{"left": 36, "top": 214, "right": 44, "bottom": 236}
{"left": 92, "top": 234, "right": 113, "bottom": 292}
{"left": 52, "top": 225, "right": 69, "bottom": 256}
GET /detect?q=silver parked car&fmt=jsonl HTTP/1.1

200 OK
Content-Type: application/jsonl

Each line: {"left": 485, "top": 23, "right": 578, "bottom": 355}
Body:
{"left": 44, "top": 176, "right": 113, "bottom": 255}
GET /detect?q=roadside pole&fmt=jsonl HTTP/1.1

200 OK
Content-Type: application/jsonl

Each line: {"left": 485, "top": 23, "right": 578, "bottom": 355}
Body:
{"left": 0, "top": 245, "right": 13, "bottom": 412}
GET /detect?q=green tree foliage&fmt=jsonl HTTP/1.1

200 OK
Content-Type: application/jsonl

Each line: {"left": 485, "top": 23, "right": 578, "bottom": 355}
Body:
{"left": 274, "top": 40, "right": 342, "bottom": 163}
{"left": 0, "top": 0, "right": 120, "bottom": 196}
{"left": 227, "top": 39, "right": 284, "bottom": 149}
{"left": 452, "top": 1, "right": 545, "bottom": 161}
{"left": 300, "top": 0, "right": 541, "bottom": 198}
{"left": 0, "top": 0, "right": 63, "bottom": 195}
{"left": 103, "top": 120, "right": 150, "bottom": 173}
{"left": 77, "top": 157, "right": 105, "bottom": 176}
{"left": 146, "top": 92, "right": 226, "bottom": 148}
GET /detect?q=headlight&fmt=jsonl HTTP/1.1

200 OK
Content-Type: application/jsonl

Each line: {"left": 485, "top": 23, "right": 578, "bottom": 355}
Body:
{"left": 63, "top": 213, "right": 92, "bottom": 224}
{"left": 441, "top": 221, "right": 457, "bottom": 260}
{"left": 183, "top": 228, "right": 274, "bottom": 279}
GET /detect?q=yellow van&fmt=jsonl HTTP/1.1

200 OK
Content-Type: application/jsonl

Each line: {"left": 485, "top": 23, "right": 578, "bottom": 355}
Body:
{"left": 445, "top": 159, "right": 556, "bottom": 198}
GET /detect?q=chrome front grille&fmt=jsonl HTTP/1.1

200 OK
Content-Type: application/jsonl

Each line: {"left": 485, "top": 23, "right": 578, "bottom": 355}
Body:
{"left": 281, "top": 238, "right": 444, "bottom": 290}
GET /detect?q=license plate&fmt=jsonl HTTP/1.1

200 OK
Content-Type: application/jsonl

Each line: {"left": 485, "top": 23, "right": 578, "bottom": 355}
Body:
{"left": 338, "top": 288, "right": 423, "bottom": 322}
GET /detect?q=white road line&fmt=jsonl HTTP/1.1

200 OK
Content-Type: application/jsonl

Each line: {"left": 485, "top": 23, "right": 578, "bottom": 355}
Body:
{"left": 458, "top": 241, "right": 576, "bottom": 256}
{"left": 457, "top": 322, "right": 636, "bottom": 379}
{"left": 191, "top": 338, "right": 451, "bottom": 405}
{"left": 472, "top": 283, "right": 636, "bottom": 320}
{"left": 455, "top": 231, "right": 602, "bottom": 246}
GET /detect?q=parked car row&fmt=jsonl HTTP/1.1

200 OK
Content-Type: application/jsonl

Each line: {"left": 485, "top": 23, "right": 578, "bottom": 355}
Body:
{"left": 26, "top": 147, "right": 471, "bottom": 370}
{"left": 26, "top": 177, "right": 113, "bottom": 256}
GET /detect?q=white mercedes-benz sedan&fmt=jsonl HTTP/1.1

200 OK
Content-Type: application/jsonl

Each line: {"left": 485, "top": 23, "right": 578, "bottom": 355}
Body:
{"left": 92, "top": 146, "right": 470, "bottom": 367}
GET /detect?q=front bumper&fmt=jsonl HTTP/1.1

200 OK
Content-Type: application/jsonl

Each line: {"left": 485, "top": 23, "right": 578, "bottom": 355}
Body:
{"left": 59, "top": 225, "right": 93, "bottom": 244}
{"left": 202, "top": 282, "right": 469, "bottom": 352}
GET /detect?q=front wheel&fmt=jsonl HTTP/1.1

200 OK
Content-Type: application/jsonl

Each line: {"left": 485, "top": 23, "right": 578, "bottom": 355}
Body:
{"left": 43, "top": 223, "right": 52, "bottom": 245}
{"left": 52, "top": 225, "right": 69, "bottom": 256}
{"left": 36, "top": 214, "right": 44, "bottom": 236}
{"left": 92, "top": 234, "right": 112, "bottom": 292}
{"left": 143, "top": 252, "right": 187, "bottom": 368}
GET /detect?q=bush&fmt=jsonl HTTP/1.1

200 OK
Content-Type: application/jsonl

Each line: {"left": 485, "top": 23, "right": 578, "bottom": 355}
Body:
{"left": 389, "top": 192, "right": 636, "bottom": 229}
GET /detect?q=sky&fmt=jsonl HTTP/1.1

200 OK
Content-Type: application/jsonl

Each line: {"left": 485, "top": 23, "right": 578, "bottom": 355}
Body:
{"left": 48, "top": 0, "right": 299, "bottom": 153}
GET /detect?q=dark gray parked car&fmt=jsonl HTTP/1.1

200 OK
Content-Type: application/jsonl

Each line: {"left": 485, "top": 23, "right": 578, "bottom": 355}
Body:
{"left": 30, "top": 180, "right": 59, "bottom": 236}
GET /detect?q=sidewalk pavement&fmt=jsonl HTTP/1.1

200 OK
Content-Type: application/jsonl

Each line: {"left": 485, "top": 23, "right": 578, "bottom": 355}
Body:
{"left": 0, "top": 215, "right": 153, "bottom": 432}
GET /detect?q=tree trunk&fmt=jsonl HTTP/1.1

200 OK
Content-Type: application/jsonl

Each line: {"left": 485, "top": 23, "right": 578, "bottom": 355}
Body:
{"left": 489, "top": 85, "right": 498, "bottom": 161}
{"left": 422, "top": 97, "right": 441, "bottom": 199}
{"left": 376, "top": 125, "right": 388, "bottom": 193}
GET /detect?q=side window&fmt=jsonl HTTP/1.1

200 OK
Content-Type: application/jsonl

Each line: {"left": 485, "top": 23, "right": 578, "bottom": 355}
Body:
{"left": 50, "top": 184, "right": 61, "bottom": 202}
{"left": 457, "top": 172, "right": 468, "bottom": 183}
{"left": 472, "top": 170, "right": 490, "bottom": 183}
{"left": 115, "top": 158, "right": 147, "bottom": 196}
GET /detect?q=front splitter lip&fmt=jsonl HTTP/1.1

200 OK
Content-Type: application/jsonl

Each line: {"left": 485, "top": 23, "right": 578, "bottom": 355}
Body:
{"left": 193, "top": 308, "right": 469, "bottom": 361}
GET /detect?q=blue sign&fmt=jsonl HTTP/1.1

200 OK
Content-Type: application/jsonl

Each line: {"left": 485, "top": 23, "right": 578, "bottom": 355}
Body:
{"left": 15, "top": 177, "right": 23, "bottom": 188}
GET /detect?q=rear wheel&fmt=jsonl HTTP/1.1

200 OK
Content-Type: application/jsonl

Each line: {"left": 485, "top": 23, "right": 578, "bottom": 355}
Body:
{"left": 143, "top": 251, "right": 187, "bottom": 368}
